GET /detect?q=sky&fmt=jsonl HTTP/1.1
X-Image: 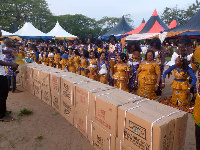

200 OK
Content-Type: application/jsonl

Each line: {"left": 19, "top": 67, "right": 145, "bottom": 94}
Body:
{"left": 46, "top": 0, "right": 194, "bottom": 28}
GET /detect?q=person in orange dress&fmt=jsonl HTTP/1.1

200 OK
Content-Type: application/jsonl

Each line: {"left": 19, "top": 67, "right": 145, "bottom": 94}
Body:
{"left": 73, "top": 49, "right": 81, "bottom": 74}
{"left": 54, "top": 47, "right": 61, "bottom": 69}
{"left": 79, "top": 50, "right": 89, "bottom": 76}
{"left": 66, "top": 53, "right": 75, "bottom": 73}
{"left": 113, "top": 53, "right": 130, "bottom": 92}
{"left": 162, "top": 53, "right": 197, "bottom": 106}
{"left": 190, "top": 45, "right": 200, "bottom": 150}
{"left": 48, "top": 47, "right": 54, "bottom": 67}
{"left": 135, "top": 50, "right": 161, "bottom": 100}
{"left": 59, "top": 51, "right": 68, "bottom": 70}
{"left": 87, "top": 51, "right": 98, "bottom": 81}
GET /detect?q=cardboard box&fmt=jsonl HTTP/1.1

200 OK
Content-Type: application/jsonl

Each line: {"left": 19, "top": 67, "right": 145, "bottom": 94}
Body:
{"left": 51, "top": 91, "right": 61, "bottom": 113}
{"left": 74, "top": 108, "right": 91, "bottom": 139}
{"left": 108, "top": 88, "right": 143, "bottom": 102}
{"left": 90, "top": 121, "right": 116, "bottom": 150}
{"left": 42, "top": 87, "right": 52, "bottom": 106}
{"left": 34, "top": 82, "right": 42, "bottom": 100}
{"left": 89, "top": 91, "right": 143, "bottom": 137}
{"left": 50, "top": 71, "right": 64, "bottom": 95}
{"left": 60, "top": 99, "right": 75, "bottom": 125}
{"left": 116, "top": 138, "right": 133, "bottom": 150}
{"left": 118, "top": 100, "right": 188, "bottom": 150}
{"left": 75, "top": 82, "right": 114, "bottom": 116}
{"left": 40, "top": 70, "right": 50, "bottom": 89}
{"left": 27, "top": 80, "right": 34, "bottom": 95}
{"left": 61, "top": 76, "right": 92, "bottom": 106}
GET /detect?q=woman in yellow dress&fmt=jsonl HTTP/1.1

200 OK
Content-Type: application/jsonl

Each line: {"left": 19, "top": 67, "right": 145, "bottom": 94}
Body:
{"left": 48, "top": 47, "right": 54, "bottom": 67}
{"left": 113, "top": 53, "right": 130, "bottom": 92}
{"left": 162, "top": 53, "right": 197, "bottom": 106}
{"left": 98, "top": 52, "right": 110, "bottom": 84}
{"left": 73, "top": 49, "right": 81, "bottom": 74}
{"left": 66, "top": 55, "right": 75, "bottom": 73}
{"left": 53, "top": 47, "right": 61, "bottom": 69}
{"left": 190, "top": 46, "right": 200, "bottom": 150}
{"left": 59, "top": 51, "right": 68, "bottom": 70}
{"left": 79, "top": 50, "right": 89, "bottom": 76}
{"left": 135, "top": 50, "right": 161, "bottom": 100}
{"left": 87, "top": 51, "right": 98, "bottom": 81}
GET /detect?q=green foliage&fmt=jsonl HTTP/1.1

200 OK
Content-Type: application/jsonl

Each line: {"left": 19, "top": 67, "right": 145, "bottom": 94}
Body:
{"left": 18, "top": 108, "right": 33, "bottom": 116}
{"left": 0, "top": 0, "right": 54, "bottom": 33}
{"left": 36, "top": 135, "right": 43, "bottom": 141}
{"left": 161, "top": 0, "right": 200, "bottom": 25}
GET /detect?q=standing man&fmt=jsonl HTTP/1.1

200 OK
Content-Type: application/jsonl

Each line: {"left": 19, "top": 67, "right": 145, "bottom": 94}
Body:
{"left": 0, "top": 27, "right": 18, "bottom": 122}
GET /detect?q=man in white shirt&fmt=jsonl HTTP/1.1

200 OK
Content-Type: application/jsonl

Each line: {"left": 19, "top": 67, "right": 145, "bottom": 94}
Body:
{"left": 0, "top": 27, "right": 18, "bottom": 122}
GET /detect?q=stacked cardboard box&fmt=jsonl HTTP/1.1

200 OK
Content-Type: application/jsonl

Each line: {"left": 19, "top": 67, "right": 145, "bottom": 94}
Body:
{"left": 16, "top": 63, "right": 188, "bottom": 150}
{"left": 118, "top": 99, "right": 188, "bottom": 150}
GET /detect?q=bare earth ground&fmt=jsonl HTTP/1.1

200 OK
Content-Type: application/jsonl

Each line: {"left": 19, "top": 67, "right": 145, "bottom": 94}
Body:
{"left": 0, "top": 72, "right": 196, "bottom": 150}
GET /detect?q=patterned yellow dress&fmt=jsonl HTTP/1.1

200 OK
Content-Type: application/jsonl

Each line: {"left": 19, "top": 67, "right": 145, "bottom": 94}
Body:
{"left": 67, "top": 56, "right": 76, "bottom": 73}
{"left": 191, "top": 47, "right": 200, "bottom": 127}
{"left": 59, "top": 55, "right": 68, "bottom": 70}
{"left": 54, "top": 54, "right": 61, "bottom": 68}
{"left": 48, "top": 53, "right": 54, "bottom": 67}
{"left": 88, "top": 58, "right": 98, "bottom": 81}
{"left": 79, "top": 58, "right": 89, "bottom": 77}
{"left": 42, "top": 53, "right": 49, "bottom": 66}
{"left": 163, "top": 65, "right": 197, "bottom": 106}
{"left": 74, "top": 56, "right": 81, "bottom": 74}
{"left": 137, "top": 62, "right": 160, "bottom": 100}
{"left": 113, "top": 64, "right": 130, "bottom": 92}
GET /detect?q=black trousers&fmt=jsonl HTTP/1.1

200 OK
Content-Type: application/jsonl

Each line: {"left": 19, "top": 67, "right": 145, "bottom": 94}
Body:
{"left": 7, "top": 75, "right": 16, "bottom": 91}
{"left": 0, "top": 75, "right": 9, "bottom": 118}
{"left": 196, "top": 124, "right": 200, "bottom": 150}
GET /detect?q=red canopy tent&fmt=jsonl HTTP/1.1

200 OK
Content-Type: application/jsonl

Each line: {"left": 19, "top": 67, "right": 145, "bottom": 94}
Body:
{"left": 139, "top": 9, "right": 169, "bottom": 33}
{"left": 168, "top": 16, "right": 180, "bottom": 29}
{"left": 126, "top": 19, "right": 145, "bottom": 34}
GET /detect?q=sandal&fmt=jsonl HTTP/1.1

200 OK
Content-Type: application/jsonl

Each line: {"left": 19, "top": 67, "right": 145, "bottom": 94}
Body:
{"left": 6, "top": 110, "right": 12, "bottom": 114}
{"left": 0, "top": 116, "right": 14, "bottom": 122}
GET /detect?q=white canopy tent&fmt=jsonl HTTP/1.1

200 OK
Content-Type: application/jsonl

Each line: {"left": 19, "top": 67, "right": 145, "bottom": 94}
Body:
{"left": 14, "top": 22, "right": 52, "bottom": 40}
{"left": 2, "top": 30, "right": 14, "bottom": 36}
{"left": 126, "top": 32, "right": 167, "bottom": 43}
{"left": 47, "top": 21, "right": 77, "bottom": 40}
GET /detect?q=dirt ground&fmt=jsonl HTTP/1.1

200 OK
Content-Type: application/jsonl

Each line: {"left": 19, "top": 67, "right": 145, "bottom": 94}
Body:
{"left": 0, "top": 72, "right": 196, "bottom": 150}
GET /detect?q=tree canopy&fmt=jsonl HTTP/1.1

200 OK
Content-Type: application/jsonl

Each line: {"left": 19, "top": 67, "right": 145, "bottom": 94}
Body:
{"left": 161, "top": 0, "right": 200, "bottom": 25}
{"left": 0, "top": 0, "right": 199, "bottom": 38}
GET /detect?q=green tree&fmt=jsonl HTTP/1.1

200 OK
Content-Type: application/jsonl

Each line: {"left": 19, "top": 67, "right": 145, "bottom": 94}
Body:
{"left": 0, "top": 0, "right": 54, "bottom": 33}
{"left": 161, "top": 0, "right": 200, "bottom": 25}
{"left": 55, "top": 14, "right": 101, "bottom": 38}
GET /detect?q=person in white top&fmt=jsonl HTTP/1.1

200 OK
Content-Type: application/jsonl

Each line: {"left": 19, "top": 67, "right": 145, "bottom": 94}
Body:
{"left": 0, "top": 27, "right": 19, "bottom": 122}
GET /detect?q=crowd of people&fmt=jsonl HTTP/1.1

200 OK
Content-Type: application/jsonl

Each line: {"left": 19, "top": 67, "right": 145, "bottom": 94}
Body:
{"left": 0, "top": 30, "right": 199, "bottom": 149}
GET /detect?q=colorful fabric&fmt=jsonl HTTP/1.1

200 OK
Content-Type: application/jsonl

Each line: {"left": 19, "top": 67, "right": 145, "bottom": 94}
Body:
{"left": 137, "top": 62, "right": 160, "bottom": 100}
{"left": 3, "top": 47, "right": 16, "bottom": 76}
{"left": 113, "top": 64, "right": 130, "bottom": 92}
{"left": 163, "top": 65, "right": 197, "bottom": 106}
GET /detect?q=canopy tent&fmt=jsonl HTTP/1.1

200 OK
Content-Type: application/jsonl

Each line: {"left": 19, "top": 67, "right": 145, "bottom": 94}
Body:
{"left": 139, "top": 9, "right": 169, "bottom": 33}
{"left": 126, "top": 19, "right": 146, "bottom": 34}
{"left": 102, "top": 16, "right": 133, "bottom": 37}
{"left": 1, "top": 30, "right": 14, "bottom": 36}
{"left": 168, "top": 16, "right": 180, "bottom": 29}
{"left": 178, "top": 31, "right": 200, "bottom": 36}
{"left": 14, "top": 22, "right": 52, "bottom": 40}
{"left": 47, "top": 21, "right": 77, "bottom": 40}
{"left": 126, "top": 32, "right": 168, "bottom": 43}
{"left": 126, "top": 33, "right": 160, "bottom": 41}
{"left": 168, "top": 9, "right": 200, "bottom": 32}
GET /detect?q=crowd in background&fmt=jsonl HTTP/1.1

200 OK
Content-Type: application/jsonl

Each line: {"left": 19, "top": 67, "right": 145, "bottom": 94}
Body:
{"left": 1, "top": 33, "right": 200, "bottom": 149}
